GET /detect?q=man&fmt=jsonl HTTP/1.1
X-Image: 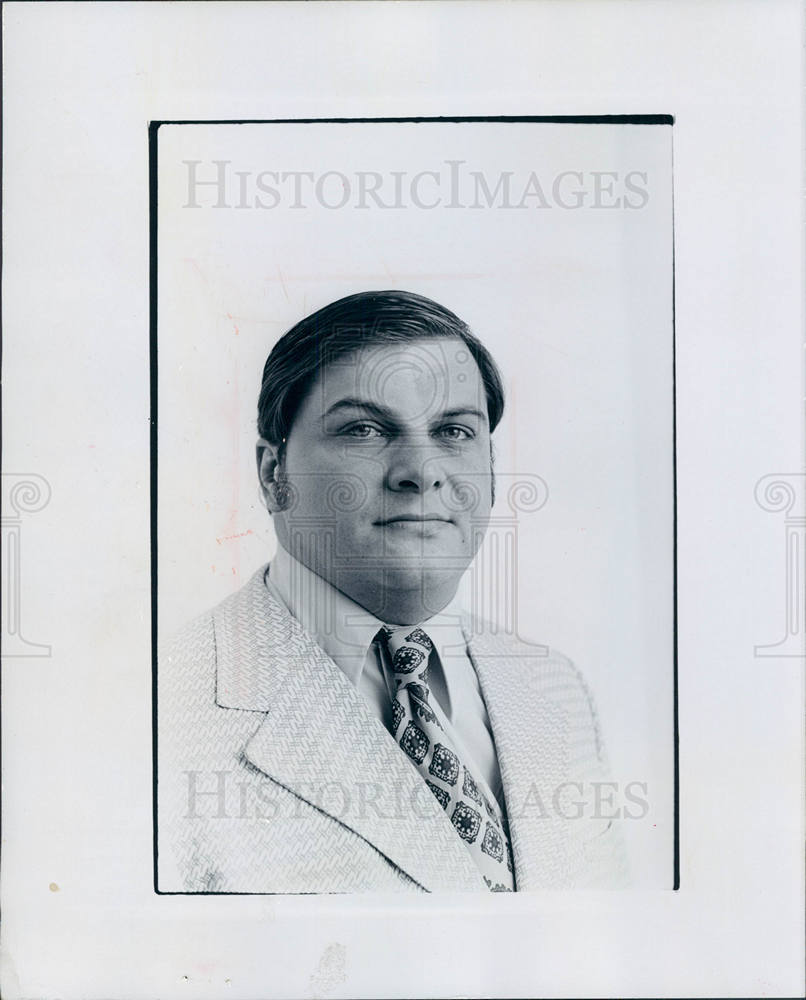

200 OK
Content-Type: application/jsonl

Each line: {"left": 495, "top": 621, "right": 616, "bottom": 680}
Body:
{"left": 157, "top": 290, "right": 626, "bottom": 893}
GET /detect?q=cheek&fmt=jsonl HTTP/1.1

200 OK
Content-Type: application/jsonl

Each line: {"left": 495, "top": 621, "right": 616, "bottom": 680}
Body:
{"left": 282, "top": 443, "right": 357, "bottom": 507}
{"left": 447, "top": 467, "right": 493, "bottom": 518}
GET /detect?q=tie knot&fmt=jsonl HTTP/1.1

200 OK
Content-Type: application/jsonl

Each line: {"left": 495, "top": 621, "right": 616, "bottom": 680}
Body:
{"left": 378, "top": 624, "right": 434, "bottom": 676}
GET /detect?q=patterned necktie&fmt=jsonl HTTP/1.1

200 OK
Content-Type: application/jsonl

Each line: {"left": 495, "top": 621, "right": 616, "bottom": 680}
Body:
{"left": 377, "top": 624, "right": 515, "bottom": 892}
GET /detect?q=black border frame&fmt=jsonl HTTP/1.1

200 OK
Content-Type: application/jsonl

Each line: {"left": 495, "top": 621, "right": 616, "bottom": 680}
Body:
{"left": 149, "top": 115, "right": 678, "bottom": 894}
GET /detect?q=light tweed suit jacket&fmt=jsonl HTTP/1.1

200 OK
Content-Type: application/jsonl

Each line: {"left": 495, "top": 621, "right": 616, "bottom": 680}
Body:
{"left": 157, "top": 565, "right": 627, "bottom": 893}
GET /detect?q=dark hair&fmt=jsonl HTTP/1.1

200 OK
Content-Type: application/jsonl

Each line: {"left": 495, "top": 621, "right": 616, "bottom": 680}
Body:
{"left": 257, "top": 290, "right": 505, "bottom": 449}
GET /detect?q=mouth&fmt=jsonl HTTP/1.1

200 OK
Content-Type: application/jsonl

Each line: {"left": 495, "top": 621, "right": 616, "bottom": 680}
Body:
{"left": 374, "top": 515, "right": 453, "bottom": 526}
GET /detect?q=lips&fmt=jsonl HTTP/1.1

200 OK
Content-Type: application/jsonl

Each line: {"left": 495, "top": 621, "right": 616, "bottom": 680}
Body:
{"left": 375, "top": 514, "right": 453, "bottom": 526}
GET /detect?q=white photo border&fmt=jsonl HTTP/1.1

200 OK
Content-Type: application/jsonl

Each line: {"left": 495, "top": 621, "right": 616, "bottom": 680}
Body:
{"left": 1, "top": 3, "right": 802, "bottom": 998}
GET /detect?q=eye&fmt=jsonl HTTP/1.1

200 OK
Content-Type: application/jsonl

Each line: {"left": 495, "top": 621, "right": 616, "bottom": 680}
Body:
{"left": 438, "top": 425, "right": 474, "bottom": 441}
{"left": 344, "top": 422, "right": 386, "bottom": 439}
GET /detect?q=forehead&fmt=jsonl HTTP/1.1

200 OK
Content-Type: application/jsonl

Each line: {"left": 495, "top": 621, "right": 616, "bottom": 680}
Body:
{"left": 313, "top": 338, "right": 487, "bottom": 417}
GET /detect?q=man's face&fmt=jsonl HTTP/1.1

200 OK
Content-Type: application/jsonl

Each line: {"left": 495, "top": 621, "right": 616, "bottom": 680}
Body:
{"left": 259, "top": 337, "right": 494, "bottom": 622}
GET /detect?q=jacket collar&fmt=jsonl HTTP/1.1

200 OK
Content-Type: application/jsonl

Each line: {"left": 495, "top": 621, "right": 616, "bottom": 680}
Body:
{"left": 213, "top": 565, "right": 488, "bottom": 892}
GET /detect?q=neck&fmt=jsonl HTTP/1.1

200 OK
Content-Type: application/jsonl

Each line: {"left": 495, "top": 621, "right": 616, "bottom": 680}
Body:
{"left": 276, "top": 540, "right": 460, "bottom": 625}
{"left": 354, "top": 582, "right": 457, "bottom": 626}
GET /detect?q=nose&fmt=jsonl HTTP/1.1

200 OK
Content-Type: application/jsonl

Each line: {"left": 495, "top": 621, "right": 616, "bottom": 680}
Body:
{"left": 385, "top": 442, "right": 446, "bottom": 494}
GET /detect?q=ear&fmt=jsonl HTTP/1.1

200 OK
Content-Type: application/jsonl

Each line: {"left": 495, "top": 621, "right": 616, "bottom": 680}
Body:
{"left": 256, "top": 437, "right": 282, "bottom": 511}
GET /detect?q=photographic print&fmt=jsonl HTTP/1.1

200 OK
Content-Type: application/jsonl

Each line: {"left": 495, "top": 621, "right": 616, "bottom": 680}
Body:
{"left": 154, "top": 118, "right": 675, "bottom": 894}
{"left": 3, "top": 2, "right": 803, "bottom": 996}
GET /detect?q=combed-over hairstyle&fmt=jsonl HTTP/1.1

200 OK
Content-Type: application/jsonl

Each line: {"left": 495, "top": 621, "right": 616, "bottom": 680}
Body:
{"left": 257, "top": 290, "right": 505, "bottom": 451}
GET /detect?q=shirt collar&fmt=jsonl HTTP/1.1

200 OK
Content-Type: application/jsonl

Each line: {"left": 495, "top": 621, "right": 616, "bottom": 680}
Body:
{"left": 265, "top": 543, "right": 467, "bottom": 687}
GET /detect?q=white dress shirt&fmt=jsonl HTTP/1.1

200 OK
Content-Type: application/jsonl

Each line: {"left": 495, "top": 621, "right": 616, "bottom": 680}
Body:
{"left": 264, "top": 544, "right": 505, "bottom": 809}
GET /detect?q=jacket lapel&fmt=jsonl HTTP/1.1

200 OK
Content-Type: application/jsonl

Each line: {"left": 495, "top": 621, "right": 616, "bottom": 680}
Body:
{"left": 214, "top": 567, "right": 487, "bottom": 893}
{"left": 466, "top": 627, "right": 573, "bottom": 891}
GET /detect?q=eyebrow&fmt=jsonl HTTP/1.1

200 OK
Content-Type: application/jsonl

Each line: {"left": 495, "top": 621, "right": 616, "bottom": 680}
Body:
{"left": 323, "top": 398, "right": 487, "bottom": 424}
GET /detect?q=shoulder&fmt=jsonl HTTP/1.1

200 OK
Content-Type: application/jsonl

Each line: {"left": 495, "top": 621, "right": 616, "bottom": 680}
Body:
{"left": 465, "top": 619, "right": 605, "bottom": 756}
{"left": 464, "top": 615, "right": 588, "bottom": 686}
{"left": 161, "top": 565, "right": 270, "bottom": 656}
{"left": 158, "top": 565, "right": 271, "bottom": 701}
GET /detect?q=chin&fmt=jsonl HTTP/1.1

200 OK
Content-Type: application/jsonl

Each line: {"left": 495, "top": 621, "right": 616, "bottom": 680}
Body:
{"left": 381, "top": 563, "right": 466, "bottom": 593}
